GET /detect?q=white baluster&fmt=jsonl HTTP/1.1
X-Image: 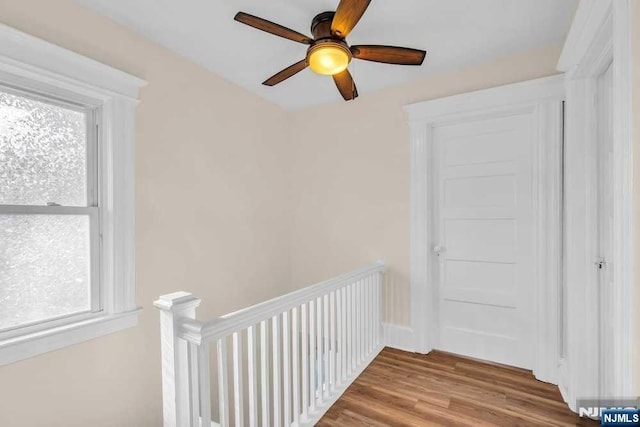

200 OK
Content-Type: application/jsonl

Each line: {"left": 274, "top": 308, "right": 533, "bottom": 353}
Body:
{"left": 329, "top": 291, "right": 336, "bottom": 392}
{"left": 345, "top": 286, "right": 350, "bottom": 376}
{"left": 363, "top": 277, "right": 369, "bottom": 356}
{"left": 362, "top": 280, "right": 366, "bottom": 357}
{"left": 232, "top": 332, "right": 244, "bottom": 427}
{"left": 260, "top": 321, "right": 269, "bottom": 427}
{"left": 367, "top": 275, "right": 373, "bottom": 353}
{"left": 341, "top": 287, "right": 347, "bottom": 381}
{"left": 371, "top": 275, "right": 376, "bottom": 350}
{"left": 349, "top": 284, "right": 356, "bottom": 373}
{"left": 301, "top": 303, "right": 309, "bottom": 420}
{"left": 356, "top": 281, "right": 362, "bottom": 364}
{"left": 272, "top": 315, "right": 281, "bottom": 427}
{"left": 247, "top": 326, "right": 258, "bottom": 427}
{"left": 309, "top": 300, "right": 316, "bottom": 413}
{"left": 363, "top": 279, "right": 367, "bottom": 359}
{"left": 365, "top": 278, "right": 370, "bottom": 355}
{"left": 323, "top": 294, "right": 330, "bottom": 399}
{"left": 363, "top": 278, "right": 368, "bottom": 357}
{"left": 217, "top": 338, "right": 229, "bottom": 427}
{"left": 335, "top": 289, "right": 342, "bottom": 387}
{"left": 316, "top": 297, "right": 323, "bottom": 406}
{"left": 359, "top": 280, "right": 365, "bottom": 361}
{"left": 199, "top": 343, "right": 212, "bottom": 427}
{"left": 282, "top": 311, "right": 291, "bottom": 427}
{"left": 187, "top": 343, "right": 199, "bottom": 427}
{"left": 376, "top": 273, "right": 382, "bottom": 345}
{"left": 292, "top": 307, "right": 300, "bottom": 426}
{"left": 376, "top": 273, "right": 384, "bottom": 344}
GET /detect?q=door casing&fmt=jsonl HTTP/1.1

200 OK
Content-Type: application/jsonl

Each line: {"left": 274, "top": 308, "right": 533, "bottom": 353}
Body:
{"left": 405, "top": 75, "right": 565, "bottom": 385}
{"left": 597, "top": 61, "right": 614, "bottom": 400}
{"left": 557, "top": 0, "right": 633, "bottom": 410}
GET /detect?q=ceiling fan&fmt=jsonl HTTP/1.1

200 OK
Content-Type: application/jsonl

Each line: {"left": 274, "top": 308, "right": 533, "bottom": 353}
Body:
{"left": 234, "top": 0, "right": 427, "bottom": 101}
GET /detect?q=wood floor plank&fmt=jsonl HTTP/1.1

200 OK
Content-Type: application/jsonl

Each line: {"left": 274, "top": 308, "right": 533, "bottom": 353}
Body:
{"left": 364, "top": 363, "right": 509, "bottom": 406}
{"left": 317, "top": 347, "right": 599, "bottom": 426}
{"left": 371, "top": 355, "right": 570, "bottom": 408}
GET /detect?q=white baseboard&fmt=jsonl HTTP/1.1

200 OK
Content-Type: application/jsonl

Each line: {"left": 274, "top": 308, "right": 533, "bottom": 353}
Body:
{"left": 558, "top": 360, "right": 575, "bottom": 412}
{"left": 383, "top": 323, "right": 415, "bottom": 353}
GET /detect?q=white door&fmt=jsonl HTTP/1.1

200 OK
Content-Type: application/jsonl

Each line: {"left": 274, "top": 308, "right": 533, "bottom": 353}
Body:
{"left": 433, "top": 112, "right": 535, "bottom": 369}
{"left": 597, "top": 62, "right": 614, "bottom": 397}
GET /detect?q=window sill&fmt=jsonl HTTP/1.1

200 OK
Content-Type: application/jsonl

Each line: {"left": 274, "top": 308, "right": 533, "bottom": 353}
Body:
{"left": 0, "top": 309, "right": 141, "bottom": 366}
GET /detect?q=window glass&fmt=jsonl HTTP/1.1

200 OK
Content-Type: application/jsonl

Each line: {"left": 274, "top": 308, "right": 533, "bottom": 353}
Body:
{"left": 0, "top": 215, "right": 91, "bottom": 330}
{"left": 0, "top": 88, "right": 93, "bottom": 332}
{"left": 0, "top": 89, "right": 87, "bottom": 206}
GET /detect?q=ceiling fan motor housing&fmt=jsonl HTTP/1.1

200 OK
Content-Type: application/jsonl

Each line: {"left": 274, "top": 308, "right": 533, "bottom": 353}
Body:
{"left": 311, "top": 11, "right": 337, "bottom": 40}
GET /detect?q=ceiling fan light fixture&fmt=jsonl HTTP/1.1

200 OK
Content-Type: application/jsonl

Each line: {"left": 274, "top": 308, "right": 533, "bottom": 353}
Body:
{"left": 307, "top": 42, "right": 352, "bottom": 76}
{"left": 235, "top": 1, "right": 427, "bottom": 101}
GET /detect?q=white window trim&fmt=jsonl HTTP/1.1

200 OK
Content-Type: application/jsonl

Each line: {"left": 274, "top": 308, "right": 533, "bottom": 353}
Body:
{"left": 0, "top": 24, "right": 146, "bottom": 365}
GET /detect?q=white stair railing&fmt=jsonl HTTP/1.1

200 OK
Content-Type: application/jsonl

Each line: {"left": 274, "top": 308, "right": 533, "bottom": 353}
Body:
{"left": 155, "top": 262, "right": 386, "bottom": 427}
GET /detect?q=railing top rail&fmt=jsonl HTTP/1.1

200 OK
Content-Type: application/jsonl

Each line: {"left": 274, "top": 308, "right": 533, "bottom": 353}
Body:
{"left": 177, "top": 261, "right": 385, "bottom": 345}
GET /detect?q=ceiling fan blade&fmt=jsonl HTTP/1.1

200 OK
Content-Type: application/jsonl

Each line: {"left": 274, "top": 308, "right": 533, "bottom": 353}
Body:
{"left": 333, "top": 69, "right": 358, "bottom": 101}
{"left": 235, "top": 12, "right": 313, "bottom": 45}
{"left": 331, "top": 0, "right": 371, "bottom": 38}
{"left": 262, "top": 59, "right": 308, "bottom": 86}
{"left": 351, "top": 45, "right": 426, "bottom": 65}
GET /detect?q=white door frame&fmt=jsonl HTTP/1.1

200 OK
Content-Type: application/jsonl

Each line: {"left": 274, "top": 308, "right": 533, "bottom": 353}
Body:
{"left": 404, "top": 75, "right": 565, "bottom": 384}
{"left": 557, "top": 0, "right": 633, "bottom": 409}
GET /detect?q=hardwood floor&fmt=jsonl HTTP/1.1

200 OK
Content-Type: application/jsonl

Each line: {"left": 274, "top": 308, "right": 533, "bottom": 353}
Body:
{"left": 317, "top": 348, "right": 599, "bottom": 426}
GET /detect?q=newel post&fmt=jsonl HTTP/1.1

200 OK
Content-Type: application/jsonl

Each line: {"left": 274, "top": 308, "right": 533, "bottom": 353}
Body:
{"left": 154, "top": 292, "right": 202, "bottom": 427}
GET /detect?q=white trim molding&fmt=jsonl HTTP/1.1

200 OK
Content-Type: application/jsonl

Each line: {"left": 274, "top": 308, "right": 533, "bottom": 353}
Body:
{"left": 557, "top": 0, "right": 633, "bottom": 408}
{"left": 0, "top": 24, "right": 146, "bottom": 365}
{"left": 0, "top": 310, "right": 140, "bottom": 366}
{"left": 0, "top": 24, "right": 145, "bottom": 100}
{"left": 404, "top": 75, "right": 565, "bottom": 384}
{"left": 557, "top": 0, "right": 614, "bottom": 73}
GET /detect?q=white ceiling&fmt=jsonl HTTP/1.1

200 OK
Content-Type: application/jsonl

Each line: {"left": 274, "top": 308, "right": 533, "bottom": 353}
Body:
{"left": 78, "top": 0, "right": 577, "bottom": 110}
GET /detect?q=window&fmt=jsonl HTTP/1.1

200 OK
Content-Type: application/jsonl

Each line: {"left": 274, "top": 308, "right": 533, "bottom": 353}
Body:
{"left": 0, "top": 87, "right": 99, "bottom": 333}
{"left": 0, "top": 24, "right": 146, "bottom": 365}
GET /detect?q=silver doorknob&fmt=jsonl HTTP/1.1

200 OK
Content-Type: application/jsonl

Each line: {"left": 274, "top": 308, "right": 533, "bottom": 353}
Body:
{"left": 433, "top": 245, "right": 446, "bottom": 254}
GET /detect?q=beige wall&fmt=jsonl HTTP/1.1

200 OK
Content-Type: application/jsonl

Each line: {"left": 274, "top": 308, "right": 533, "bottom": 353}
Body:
{"left": 288, "top": 44, "right": 563, "bottom": 325}
{"left": 632, "top": 0, "right": 640, "bottom": 396}
{"left": 0, "top": 1, "right": 292, "bottom": 426}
